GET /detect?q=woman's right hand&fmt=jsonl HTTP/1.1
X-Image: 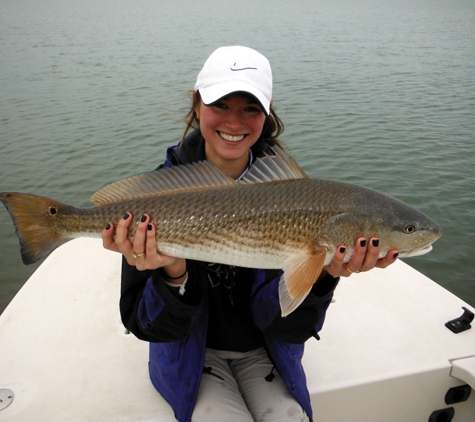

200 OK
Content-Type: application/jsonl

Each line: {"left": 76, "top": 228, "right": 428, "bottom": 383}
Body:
{"left": 102, "top": 212, "right": 187, "bottom": 278}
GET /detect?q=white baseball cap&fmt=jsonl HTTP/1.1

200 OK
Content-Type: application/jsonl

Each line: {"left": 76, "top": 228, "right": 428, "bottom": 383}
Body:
{"left": 194, "top": 46, "right": 273, "bottom": 115}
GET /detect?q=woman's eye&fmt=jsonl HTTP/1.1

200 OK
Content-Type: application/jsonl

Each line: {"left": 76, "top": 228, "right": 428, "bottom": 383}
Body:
{"left": 213, "top": 102, "right": 227, "bottom": 109}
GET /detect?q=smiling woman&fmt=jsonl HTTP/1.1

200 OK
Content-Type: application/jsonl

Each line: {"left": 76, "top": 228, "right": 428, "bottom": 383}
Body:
{"left": 180, "top": 45, "right": 286, "bottom": 180}
{"left": 100, "top": 45, "right": 399, "bottom": 422}
{"left": 195, "top": 94, "right": 267, "bottom": 179}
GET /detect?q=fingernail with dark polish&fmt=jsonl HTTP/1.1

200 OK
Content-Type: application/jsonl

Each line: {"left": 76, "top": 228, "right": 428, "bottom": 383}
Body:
{"left": 122, "top": 213, "right": 129, "bottom": 220}
{"left": 147, "top": 224, "right": 152, "bottom": 231}
{"left": 141, "top": 214, "right": 147, "bottom": 223}
{"left": 372, "top": 239, "right": 379, "bottom": 247}
{"left": 393, "top": 252, "right": 399, "bottom": 259}
{"left": 105, "top": 223, "right": 111, "bottom": 230}
{"left": 360, "top": 239, "right": 367, "bottom": 247}
{"left": 339, "top": 247, "right": 346, "bottom": 254}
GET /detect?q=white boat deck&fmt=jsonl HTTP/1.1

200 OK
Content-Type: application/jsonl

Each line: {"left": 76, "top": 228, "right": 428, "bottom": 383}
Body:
{"left": 0, "top": 238, "right": 474, "bottom": 421}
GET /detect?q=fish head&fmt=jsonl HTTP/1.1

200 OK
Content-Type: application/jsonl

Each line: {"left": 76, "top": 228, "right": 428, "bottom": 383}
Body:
{"left": 374, "top": 199, "right": 442, "bottom": 258}
{"left": 383, "top": 218, "right": 442, "bottom": 258}
{"left": 323, "top": 187, "right": 443, "bottom": 260}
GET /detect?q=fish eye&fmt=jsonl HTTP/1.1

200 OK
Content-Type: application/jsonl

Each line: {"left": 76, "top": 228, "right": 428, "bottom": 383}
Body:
{"left": 404, "top": 224, "right": 416, "bottom": 234}
{"left": 49, "top": 207, "right": 57, "bottom": 215}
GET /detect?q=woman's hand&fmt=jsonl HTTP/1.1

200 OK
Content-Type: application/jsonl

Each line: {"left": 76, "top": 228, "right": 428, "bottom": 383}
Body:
{"left": 324, "top": 237, "right": 399, "bottom": 278}
{"left": 102, "top": 212, "right": 186, "bottom": 277}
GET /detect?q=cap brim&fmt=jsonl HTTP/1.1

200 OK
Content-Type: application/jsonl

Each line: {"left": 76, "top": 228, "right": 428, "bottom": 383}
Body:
{"left": 199, "top": 81, "right": 270, "bottom": 115}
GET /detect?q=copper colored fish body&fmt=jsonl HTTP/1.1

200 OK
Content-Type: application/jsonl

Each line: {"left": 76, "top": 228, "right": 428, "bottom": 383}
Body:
{"left": 0, "top": 147, "right": 442, "bottom": 316}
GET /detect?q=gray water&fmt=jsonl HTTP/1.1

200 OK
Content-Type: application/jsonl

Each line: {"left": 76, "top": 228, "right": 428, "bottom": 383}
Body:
{"left": 1, "top": 0, "right": 474, "bottom": 314}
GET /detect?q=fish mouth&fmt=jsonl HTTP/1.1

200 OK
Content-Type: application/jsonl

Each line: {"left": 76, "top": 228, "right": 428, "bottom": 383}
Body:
{"left": 218, "top": 131, "right": 247, "bottom": 142}
{"left": 399, "top": 243, "right": 434, "bottom": 258}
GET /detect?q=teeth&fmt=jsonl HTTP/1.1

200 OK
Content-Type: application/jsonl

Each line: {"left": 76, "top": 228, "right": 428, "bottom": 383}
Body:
{"left": 219, "top": 132, "right": 245, "bottom": 142}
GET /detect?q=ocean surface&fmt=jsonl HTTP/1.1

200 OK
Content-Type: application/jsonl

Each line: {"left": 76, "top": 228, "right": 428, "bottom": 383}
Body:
{"left": 1, "top": 0, "right": 474, "bottom": 314}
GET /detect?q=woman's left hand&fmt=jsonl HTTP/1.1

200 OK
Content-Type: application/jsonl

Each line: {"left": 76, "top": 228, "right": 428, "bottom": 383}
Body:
{"left": 324, "top": 237, "right": 399, "bottom": 278}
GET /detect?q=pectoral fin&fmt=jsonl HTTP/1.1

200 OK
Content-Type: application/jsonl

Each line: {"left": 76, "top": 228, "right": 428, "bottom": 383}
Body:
{"left": 279, "top": 248, "right": 326, "bottom": 317}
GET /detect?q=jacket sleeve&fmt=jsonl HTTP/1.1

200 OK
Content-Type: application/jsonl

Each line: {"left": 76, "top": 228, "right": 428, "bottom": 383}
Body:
{"left": 120, "top": 258, "right": 204, "bottom": 343}
{"left": 251, "top": 269, "right": 339, "bottom": 344}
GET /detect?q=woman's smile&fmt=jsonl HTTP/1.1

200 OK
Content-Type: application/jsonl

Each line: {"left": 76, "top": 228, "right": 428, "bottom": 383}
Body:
{"left": 218, "top": 131, "right": 247, "bottom": 142}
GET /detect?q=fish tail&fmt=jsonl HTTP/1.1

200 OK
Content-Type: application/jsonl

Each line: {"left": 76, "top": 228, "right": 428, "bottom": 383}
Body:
{"left": 0, "top": 192, "right": 73, "bottom": 265}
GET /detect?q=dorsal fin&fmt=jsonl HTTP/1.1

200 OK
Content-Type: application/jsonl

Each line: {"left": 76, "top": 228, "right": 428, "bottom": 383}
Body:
{"left": 240, "top": 146, "right": 308, "bottom": 184}
{"left": 90, "top": 145, "right": 308, "bottom": 206}
{"left": 90, "top": 161, "right": 235, "bottom": 205}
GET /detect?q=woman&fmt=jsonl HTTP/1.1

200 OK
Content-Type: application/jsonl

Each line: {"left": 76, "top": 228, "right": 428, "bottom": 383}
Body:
{"left": 102, "top": 46, "right": 398, "bottom": 422}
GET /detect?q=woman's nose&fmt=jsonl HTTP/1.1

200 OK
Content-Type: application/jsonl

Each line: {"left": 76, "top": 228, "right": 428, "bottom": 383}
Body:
{"left": 225, "top": 111, "right": 244, "bottom": 130}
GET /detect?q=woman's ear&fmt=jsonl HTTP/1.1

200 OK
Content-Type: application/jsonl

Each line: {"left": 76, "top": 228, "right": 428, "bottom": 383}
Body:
{"left": 193, "top": 91, "right": 201, "bottom": 120}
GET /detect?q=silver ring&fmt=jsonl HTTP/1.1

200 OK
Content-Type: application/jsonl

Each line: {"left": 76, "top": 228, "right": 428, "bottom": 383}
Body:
{"left": 132, "top": 252, "right": 144, "bottom": 259}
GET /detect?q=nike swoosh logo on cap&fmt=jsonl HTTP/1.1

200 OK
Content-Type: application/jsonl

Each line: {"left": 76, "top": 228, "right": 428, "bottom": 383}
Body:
{"left": 230, "top": 65, "right": 257, "bottom": 71}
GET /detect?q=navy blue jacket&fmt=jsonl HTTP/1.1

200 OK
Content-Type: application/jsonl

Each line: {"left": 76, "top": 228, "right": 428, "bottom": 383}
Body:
{"left": 119, "top": 131, "right": 339, "bottom": 422}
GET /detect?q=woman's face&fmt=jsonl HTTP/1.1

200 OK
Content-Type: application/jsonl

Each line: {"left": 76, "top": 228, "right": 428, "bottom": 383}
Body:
{"left": 195, "top": 93, "right": 267, "bottom": 178}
